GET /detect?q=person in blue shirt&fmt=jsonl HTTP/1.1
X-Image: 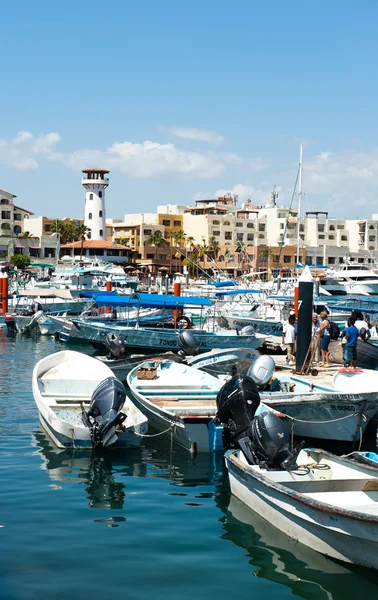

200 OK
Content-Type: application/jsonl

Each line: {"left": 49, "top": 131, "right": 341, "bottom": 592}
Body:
{"left": 345, "top": 316, "right": 359, "bottom": 368}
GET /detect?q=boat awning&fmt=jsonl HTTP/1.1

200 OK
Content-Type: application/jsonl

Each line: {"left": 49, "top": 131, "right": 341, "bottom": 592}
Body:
{"left": 17, "top": 289, "right": 74, "bottom": 299}
{"left": 215, "top": 289, "right": 261, "bottom": 296}
{"left": 29, "top": 262, "right": 55, "bottom": 268}
{"left": 84, "top": 292, "right": 212, "bottom": 308}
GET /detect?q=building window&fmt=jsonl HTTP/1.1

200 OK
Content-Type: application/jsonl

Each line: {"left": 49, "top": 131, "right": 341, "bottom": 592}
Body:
{"left": 213, "top": 231, "right": 220, "bottom": 236}
{"left": 88, "top": 213, "right": 92, "bottom": 220}
{"left": 144, "top": 229, "right": 152, "bottom": 236}
{"left": 158, "top": 254, "right": 167, "bottom": 260}
{"left": 258, "top": 224, "right": 265, "bottom": 232}
{"left": 247, "top": 223, "right": 254, "bottom": 229}
{"left": 213, "top": 220, "right": 220, "bottom": 225}
{"left": 89, "top": 249, "right": 104, "bottom": 256}
{"left": 0, "top": 199, "right": 9, "bottom": 205}
{"left": 162, "top": 220, "right": 170, "bottom": 226}
{"left": 29, "top": 248, "right": 40, "bottom": 257}
{"left": 341, "top": 235, "right": 348, "bottom": 241}
{"left": 280, "top": 223, "right": 284, "bottom": 229}
{"left": 224, "top": 220, "right": 230, "bottom": 226}
{"left": 1, "top": 223, "right": 10, "bottom": 230}
{"left": 247, "top": 234, "right": 254, "bottom": 241}
{"left": 329, "top": 224, "right": 335, "bottom": 231}
{"left": 146, "top": 253, "right": 154, "bottom": 259}
{"left": 1, "top": 211, "right": 11, "bottom": 220}
{"left": 44, "top": 248, "right": 56, "bottom": 258}
{"left": 13, "top": 225, "right": 21, "bottom": 235}
{"left": 224, "top": 231, "right": 232, "bottom": 240}
{"left": 236, "top": 233, "right": 244, "bottom": 241}
{"left": 329, "top": 235, "right": 334, "bottom": 240}
{"left": 89, "top": 193, "right": 93, "bottom": 200}
{"left": 337, "top": 225, "right": 344, "bottom": 229}
{"left": 236, "top": 222, "right": 243, "bottom": 227}
{"left": 174, "top": 220, "right": 181, "bottom": 227}
{"left": 328, "top": 257, "right": 336, "bottom": 264}
{"left": 87, "top": 229, "right": 91, "bottom": 239}
{"left": 99, "top": 229, "right": 103, "bottom": 237}
{"left": 258, "top": 233, "right": 265, "bottom": 239}
{"left": 44, "top": 224, "right": 51, "bottom": 232}
{"left": 99, "top": 210, "right": 103, "bottom": 217}
{"left": 14, "top": 214, "right": 21, "bottom": 221}
{"left": 283, "top": 256, "right": 291, "bottom": 263}
{"left": 358, "top": 258, "right": 364, "bottom": 263}
{"left": 369, "top": 236, "right": 375, "bottom": 242}
{"left": 319, "top": 234, "right": 325, "bottom": 239}
{"left": 99, "top": 191, "right": 103, "bottom": 198}
{"left": 273, "top": 255, "right": 279, "bottom": 263}
{"left": 299, "top": 224, "right": 305, "bottom": 232}
{"left": 317, "top": 224, "right": 325, "bottom": 232}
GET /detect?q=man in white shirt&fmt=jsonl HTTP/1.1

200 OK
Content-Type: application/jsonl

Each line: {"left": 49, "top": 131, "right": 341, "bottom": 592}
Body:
{"left": 282, "top": 314, "right": 296, "bottom": 366}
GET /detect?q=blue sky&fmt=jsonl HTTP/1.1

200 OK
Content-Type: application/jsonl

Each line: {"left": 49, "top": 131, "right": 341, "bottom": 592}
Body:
{"left": 1, "top": 0, "right": 378, "bottom": 219}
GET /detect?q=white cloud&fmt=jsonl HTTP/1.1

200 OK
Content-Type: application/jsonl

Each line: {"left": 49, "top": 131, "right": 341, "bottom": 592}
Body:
{"left": 158, "top": 126, "right": 224, "bottom": 144}
{"left": 0, "top": 131, "right": 61, "bottom": 171}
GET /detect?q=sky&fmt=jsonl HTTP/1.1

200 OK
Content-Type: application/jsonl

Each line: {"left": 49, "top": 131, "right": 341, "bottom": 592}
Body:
{"left": 1, "top": 0, "right": 378, "bottom": 220}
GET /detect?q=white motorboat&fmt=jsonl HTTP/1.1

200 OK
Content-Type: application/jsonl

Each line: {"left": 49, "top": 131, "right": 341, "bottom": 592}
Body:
{"left": 127, "top": 359, "right": 224, "bottom": 453}
{"left": 225, "top": 447, "right": 378, "bottom": 570}
{"left": 32, "top": 350, "right": 148, "bottom": 449}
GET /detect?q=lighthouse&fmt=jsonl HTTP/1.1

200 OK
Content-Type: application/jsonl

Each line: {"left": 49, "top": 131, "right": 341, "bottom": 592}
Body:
{"left": 82, "top": 168, "right": 109, "bottom": 240}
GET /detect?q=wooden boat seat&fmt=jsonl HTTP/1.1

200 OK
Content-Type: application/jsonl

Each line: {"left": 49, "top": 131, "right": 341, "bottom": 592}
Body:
{"left": 284, "top": 477, "right": 378, "bottom": 494}
{"left": 152, "top": 396, "right": 217, "bottom": 407}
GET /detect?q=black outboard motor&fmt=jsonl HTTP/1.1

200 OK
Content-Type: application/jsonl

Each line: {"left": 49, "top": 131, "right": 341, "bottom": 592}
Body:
{"left": 82, "top": 377, "right": 127, "bottom": 449}
{"left": 177, "top": 330, "right": 201, "bottom": 358}
{"left": 105, "top": 333, "right": 126, "bottom": 360}
{"left": 215, "top": 374, "right": 304, "bottom": 469}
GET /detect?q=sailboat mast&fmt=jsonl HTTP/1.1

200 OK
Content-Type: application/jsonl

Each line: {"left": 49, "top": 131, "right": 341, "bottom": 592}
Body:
{"left": 297, "top": 144, "right": 303, "bottom": 268}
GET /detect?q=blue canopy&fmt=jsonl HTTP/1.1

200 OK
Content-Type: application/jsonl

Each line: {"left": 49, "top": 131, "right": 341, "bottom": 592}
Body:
{"left": 84, "top": 292, "right": 212, "bottom": 308}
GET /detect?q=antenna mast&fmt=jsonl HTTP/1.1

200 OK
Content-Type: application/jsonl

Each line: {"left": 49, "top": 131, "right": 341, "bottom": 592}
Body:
{"left": 296, "top": 144, "right": 303, "bottom": 267}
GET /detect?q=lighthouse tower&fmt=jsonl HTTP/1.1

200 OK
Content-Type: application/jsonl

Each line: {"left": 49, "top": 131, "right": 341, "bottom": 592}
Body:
{"left": 82, "top": 168, "right": 109, "bottom": 240}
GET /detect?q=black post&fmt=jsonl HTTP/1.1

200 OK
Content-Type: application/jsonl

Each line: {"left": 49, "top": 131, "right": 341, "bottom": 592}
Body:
{"left": 296, "top": 270, "right": 314, "bottom": 372}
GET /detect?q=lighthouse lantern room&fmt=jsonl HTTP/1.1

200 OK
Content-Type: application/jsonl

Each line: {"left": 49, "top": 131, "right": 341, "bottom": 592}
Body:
{"left": 82, "top": 168, "right": 109, "bottom": 241}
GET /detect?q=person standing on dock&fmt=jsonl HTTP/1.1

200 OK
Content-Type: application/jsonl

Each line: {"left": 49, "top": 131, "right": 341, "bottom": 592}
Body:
{"left": 344, "top": 316, "right": 359, "bottom": 368}
{"left": 282, "top": 314, "right": 296, "bottom": 366}
{"left": 312, "top": 313, "right": 321, "bottom": 363}
{"left": 319, "top": 311, "right": 331, "bottom": 367}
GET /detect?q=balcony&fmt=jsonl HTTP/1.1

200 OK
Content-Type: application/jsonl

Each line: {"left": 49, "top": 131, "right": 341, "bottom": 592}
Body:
{"left": 82, "top": 177, "right": 109, "bottom": 188}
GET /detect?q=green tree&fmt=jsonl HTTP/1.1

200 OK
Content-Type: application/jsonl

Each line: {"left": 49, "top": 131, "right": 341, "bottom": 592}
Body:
{"left": 75, "top": 224, "right": 91, "bottom": 261}
{"left": 147, "top": 230, "right": 167, "bottom": 262}
{"left": 261, "top": 247, "right": 273, "bottom": 278}
{"left": 10, "top": 254, "right": 31, "bottom": 269}
{"left": 208, "top": 236, "right": 220, "bottom": 259}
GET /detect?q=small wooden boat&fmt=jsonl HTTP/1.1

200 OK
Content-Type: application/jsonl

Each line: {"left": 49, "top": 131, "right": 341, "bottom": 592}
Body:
{"left": 332, "top": 367, "right": 378, "bottom": 393}
{"left": 187, "top": 347, "right": 259, "bottom": 377}
{"left": 127, "top": 359, "right": 224, "bottom": 453}
{"left": 225, "top": 447, "right": 378, "bottom": 570}
{"left": 96, "top": 351, "right": 182, "bottom": 381}
{"left": 32, "top": 350, "right": 148, "bottom": 449}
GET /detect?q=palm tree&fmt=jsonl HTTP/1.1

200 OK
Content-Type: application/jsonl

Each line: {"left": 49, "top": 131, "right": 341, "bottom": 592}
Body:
{"left": 74, "top": 224, "right": 91, "bottom": 261}
{"left": 208, "top": 236, "right": 220, "bottom": 259}
{"left": 147, "top": 230, "right": 167, "bottom": 265}
{"left": 261, "top": 247, "right": 273, "bottom": 279}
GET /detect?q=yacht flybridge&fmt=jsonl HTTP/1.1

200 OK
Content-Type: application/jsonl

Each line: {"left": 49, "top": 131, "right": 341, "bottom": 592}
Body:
{"left": 321, "top": 262, "right": 378, "bottom": 296}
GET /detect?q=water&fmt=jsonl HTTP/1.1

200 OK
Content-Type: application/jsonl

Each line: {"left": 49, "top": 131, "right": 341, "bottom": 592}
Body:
{"left": 1, "top": 331, "right": 378, "bottom": 600}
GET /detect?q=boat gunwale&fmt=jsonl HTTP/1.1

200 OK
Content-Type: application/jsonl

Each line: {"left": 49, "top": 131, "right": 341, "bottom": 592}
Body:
{"left": 226, "top": 448, "right": 378, "bottom": 524}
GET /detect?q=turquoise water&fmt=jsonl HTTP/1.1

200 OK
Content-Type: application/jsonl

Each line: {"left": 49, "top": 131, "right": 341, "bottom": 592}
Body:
{"left": 1, "top": 331, "right": 378, "bottom": 599}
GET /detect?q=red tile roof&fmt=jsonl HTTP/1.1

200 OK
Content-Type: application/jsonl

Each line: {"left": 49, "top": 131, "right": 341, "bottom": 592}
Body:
{"left": 60, "top": 240, "right": 130, "bottom": 250}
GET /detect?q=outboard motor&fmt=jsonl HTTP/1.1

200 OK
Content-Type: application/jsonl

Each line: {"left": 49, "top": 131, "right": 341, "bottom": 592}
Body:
{"left": 20, "top": 310, "right": 45, "bottom": 335}
{"left": 81, "top": 377, "right": 127, "bottom": 449}
{"left": 215, "top": 373, "right": 304, "bottom": 470}
{"left": 105, "top": 333, "right": 126, "bottom": 360}
{"left": 240, "top": 324, "right": 256, "bottom": 336}
{"left": 359, "top": 327, "right": 368, "bottom": 342}
{"left": 177, "top": 330, "right": 201, "bottom": 358}
{"left": 247, "top": 355, "right": 275, "bottom": 389}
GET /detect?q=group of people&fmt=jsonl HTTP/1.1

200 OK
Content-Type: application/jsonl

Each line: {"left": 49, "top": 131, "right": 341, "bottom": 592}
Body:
{"left": 282, "top": 308, "right": 373, "bottom": 369}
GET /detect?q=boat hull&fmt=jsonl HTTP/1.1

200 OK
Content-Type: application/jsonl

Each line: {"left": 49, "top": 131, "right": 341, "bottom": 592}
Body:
{"left": 225, "top": 450, "right": 378, "bottom": 570}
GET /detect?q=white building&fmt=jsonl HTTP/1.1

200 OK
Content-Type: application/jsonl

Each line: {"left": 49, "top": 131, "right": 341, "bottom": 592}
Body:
{"left": 82, "top": 168, "right": 109, "bottom": 241}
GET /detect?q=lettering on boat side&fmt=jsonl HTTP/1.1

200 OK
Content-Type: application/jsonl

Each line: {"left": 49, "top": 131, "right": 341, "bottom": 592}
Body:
{"left": 159, "top": 340, "right": 178, "bottom": 346}
{"left": 330, "top": 405, "right": 356, "bottom": 412}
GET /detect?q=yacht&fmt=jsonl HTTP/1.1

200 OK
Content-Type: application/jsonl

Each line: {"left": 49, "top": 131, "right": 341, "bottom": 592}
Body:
{"left": 322, "top": 263, "right": 378, "bottom": 296}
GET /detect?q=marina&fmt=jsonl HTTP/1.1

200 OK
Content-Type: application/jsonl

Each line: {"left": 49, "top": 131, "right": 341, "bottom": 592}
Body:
{"left": 3, "top": 3, "right": 378, "bottom": 597}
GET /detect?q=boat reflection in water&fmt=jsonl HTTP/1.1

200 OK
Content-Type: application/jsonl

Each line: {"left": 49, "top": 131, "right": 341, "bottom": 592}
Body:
{"left": 32, "top": 428, "right": 378, "bottom": 595}
{"left": 221, "top": 493, "right": 378, "bottom": 597}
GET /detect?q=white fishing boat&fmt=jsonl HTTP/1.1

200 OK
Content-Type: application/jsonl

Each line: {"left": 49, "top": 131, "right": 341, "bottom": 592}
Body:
{"left": 328, "top": 338, "right": 378, "bottom": 370}
{"left": 332, "top": 367, "right": 378, "bottom": 393}
{"left": 96, "top": 352, "right": 182, "bottom": 381}
{"left": 32, "top": 350, "right": 148, "bottom": 449}
{"left": 187, "top": 347, "right": 259, "bottom": 376}
{"left": 225, "top": 447, "right": 378, "bottom": 570}
{"left": 127, "top": 359, "right": 224, "bottom": 453}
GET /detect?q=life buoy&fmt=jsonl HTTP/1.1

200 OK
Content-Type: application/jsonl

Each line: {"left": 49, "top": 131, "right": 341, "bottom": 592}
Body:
{"left": 178, "top": 316, "right": 192, "bottom": 329}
